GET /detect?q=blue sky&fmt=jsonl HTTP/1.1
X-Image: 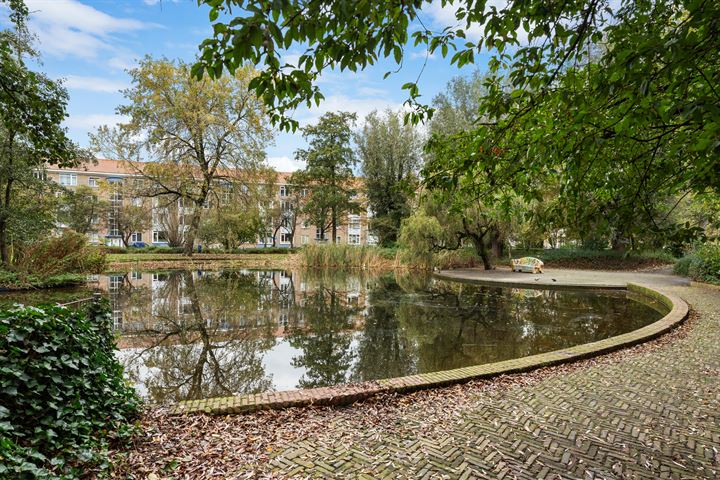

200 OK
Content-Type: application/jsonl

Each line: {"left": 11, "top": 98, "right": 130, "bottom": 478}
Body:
{"left": 5, "top": 0, "right": 490, "bottom": 172}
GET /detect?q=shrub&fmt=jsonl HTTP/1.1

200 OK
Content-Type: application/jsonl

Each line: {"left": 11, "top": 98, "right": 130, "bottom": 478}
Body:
{"left": 435, "top": 248, "right": 483, "bottom": 270}
{"left": 16, "top": 231, "right": 107, "bottom": 276}
{"left": 0, "top": 300, "right": 140, "bottom": 478}
{"left": 673, "top": 255, "right": 695, "bottom": 277}
{"left": 684, "top": 243, "right": 720, "bottom": 285}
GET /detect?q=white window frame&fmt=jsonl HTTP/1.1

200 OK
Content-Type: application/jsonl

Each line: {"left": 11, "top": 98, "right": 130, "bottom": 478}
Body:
{"left": 130, "top": 232, "right": 143, "bottom": 243}
{"left": 59, "top": 173, "right": 77, "bottom": 186}
{"left": 88, "top": 177, "right": 99, "bottom": 187}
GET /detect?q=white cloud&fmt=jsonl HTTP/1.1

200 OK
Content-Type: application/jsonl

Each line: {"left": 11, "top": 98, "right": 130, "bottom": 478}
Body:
{"left": 65, "top": 113, "right": 129, "bottom": 131}
{"left": 410, "top": 50, "right": 436, "bottom": 60}
{"left": 24, "top": 0, "right": 157, "bottom": 65}
{"left": 267, "top": 155, "right": 304, "bottom": 173}
{"left": 62, "top": 75, "right": 127, "bottom": 93}
{"left": 424, "top": 0, "right": 528, "bottom": 44}
{"left": 295, "top": 93, "right": 403, "bottom": 126}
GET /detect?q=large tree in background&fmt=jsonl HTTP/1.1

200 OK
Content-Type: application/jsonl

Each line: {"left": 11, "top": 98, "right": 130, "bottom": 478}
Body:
{"left": 91, "top": 57, "right": 274, "bottom": 256}
{"left": 356, "top": 110, "right": 422, "bottom": 246}
{"left": 291, "top": 112, "right": 358, "bottom": 244}
{"left": 0, "top": 3, "right": 78, "bottom": 265}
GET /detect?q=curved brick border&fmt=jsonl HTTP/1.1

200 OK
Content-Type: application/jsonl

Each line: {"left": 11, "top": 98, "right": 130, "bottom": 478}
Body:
{"left": 170, "top": 281, "right": 688, "bottom": 415}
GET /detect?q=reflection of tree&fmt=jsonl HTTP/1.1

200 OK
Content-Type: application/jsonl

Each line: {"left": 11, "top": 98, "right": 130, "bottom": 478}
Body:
{"left": 287, "top": 285, "right": 358, "bottom": 389}
{"left": 350, "top": 275, "right": 417, "bottom": 382}
{"left": 121, "top": 270, "right": 275, "bottom": 403}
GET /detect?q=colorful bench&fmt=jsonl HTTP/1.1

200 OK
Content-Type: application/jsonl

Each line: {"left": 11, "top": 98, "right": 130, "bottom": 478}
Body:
{"left": 511, "top": 256, "right": 544, "bottom": 274}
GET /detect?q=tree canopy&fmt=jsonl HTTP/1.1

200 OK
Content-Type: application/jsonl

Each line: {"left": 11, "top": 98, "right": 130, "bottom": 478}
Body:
{"left": 91, "top": 57, "right": 274, "bottom": 255}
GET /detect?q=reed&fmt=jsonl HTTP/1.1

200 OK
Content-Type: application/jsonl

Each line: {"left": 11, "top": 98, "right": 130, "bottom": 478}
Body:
{"left": 298, "top": 244, "right": 388, "bottom": 269}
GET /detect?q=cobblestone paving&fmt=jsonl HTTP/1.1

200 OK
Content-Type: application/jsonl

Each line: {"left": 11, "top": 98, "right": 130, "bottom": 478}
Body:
{"left": 269, "top": 283, "right": 720, "bottom": 479}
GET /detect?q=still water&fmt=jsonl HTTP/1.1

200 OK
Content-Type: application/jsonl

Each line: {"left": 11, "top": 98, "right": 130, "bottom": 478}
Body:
{"left": 1, "top": 269, "right": 665, "bottom": 403}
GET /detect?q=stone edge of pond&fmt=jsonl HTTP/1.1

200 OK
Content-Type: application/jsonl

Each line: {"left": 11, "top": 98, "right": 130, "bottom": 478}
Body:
{"left": 168, "top": 281, "right": 688, "bottom": 416}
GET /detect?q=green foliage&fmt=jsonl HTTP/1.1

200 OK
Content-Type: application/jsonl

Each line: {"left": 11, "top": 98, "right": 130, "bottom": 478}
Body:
{"left": 299, "top": 244, "right": 385, "bottom": 269}
{"left": 676, "top": 243, "right": 720, "bottom": 285}
{"left": 356, "top": 109, "right": 422, "bottom": 246}
{"left": 0, "top": 270, "right": 87, "bottom": 290}
{"left": 0, "top": 301, "right": 140, "bottom": 478}
{"left": 15, "top": 230, "right": 107, "bottom": 276}
{"left": 91, "top": 57, "right": 274, "bottom": 256}
{"left": 291, "top": 112, "right": 359, "bottom": 242}
{"left": 0, "top": 10, "right": 80, "bottom": 265}
{"left": 57, "top": 186, "right": 108, "bottom": 235}
{"left": 199, "top": 205, "right": 265, "bottom": 250}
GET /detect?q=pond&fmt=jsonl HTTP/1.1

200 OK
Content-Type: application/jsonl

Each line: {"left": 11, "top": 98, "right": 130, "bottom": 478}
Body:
{"left": 0, "top": 268, "right": 666, "bottom": 403}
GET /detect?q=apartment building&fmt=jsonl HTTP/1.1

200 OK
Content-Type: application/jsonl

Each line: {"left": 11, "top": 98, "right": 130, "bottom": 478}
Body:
{"left": 46, "top": 158, "right": 377, "bottom": 248}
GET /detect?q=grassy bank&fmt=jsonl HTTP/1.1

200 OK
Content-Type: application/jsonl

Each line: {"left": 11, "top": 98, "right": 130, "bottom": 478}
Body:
{"left": 107, "top": 252, "right": 291, "bottom": 271}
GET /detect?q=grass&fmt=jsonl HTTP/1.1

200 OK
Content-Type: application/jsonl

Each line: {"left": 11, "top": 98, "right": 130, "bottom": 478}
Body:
{"left": 108, "top": 252, "right": 289, "bottom": 263}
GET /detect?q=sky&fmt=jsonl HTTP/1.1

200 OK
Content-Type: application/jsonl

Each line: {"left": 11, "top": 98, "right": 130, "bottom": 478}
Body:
{"left": 3, "top": 0, "right": 489, "bottom": 172}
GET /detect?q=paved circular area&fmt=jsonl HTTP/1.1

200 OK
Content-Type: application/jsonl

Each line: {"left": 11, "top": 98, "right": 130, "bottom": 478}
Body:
{"left": 436, "top": 267, "right": 691, "bottom": 289}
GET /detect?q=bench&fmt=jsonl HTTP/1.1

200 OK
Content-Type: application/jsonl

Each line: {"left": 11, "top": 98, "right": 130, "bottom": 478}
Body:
{"left": 511, "top": 256, "right": 544, "bottom": 274}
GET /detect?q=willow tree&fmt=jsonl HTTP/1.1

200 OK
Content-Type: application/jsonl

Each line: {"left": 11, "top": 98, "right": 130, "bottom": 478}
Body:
{"left": 91, "top": 57, "right": 273, "bottom": 255}
{"left": 356, "top": 110, "right": 422, "bottom": 246}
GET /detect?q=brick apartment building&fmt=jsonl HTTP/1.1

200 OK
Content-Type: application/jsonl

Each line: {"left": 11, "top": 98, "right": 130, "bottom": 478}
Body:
{"left": 45, "top": 159, "right": 377, "bottom": 248}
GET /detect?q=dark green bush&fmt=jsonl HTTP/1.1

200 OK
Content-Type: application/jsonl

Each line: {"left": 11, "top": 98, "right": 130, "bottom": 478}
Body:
{"left": 683, "top": 243, "right": 720, "bottom": 285}
{"left": 673, "top": 255, "right": 695, "bottom": 277}
{"left": 0, "top": 300, "right": 140, "bottom": 478}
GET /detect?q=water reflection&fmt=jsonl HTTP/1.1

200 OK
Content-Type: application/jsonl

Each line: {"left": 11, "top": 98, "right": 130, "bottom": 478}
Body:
{"left": 95, "top": 269, "right": 664, "bottom": 403}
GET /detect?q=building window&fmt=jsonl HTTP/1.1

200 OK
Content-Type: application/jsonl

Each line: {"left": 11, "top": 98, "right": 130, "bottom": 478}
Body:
{"left": 59, "top": 173, "right": 77, "bottom": 186}
{"left": 348, "top": 214, "right": 361, "bottom": 230}
{"left": 130, "top": 232, "right": 143, "bottom": 243}
{"left": 130, "top": 271, "right": 143, "bottom": 280}
{"left": 315, "top": 228, "right": 325, "bottom": 241}
{"left": 88, "top": 177, "right": 99, "bottom": 187}
{"left": 132, "top": 197, "right": 142, "bottom": 207}
{"left": 153, "top": 230, "right": 168, "bottom": 243}
{"left": 280, "top": 232, "right": 292, "bottom": 243}
{"left": 301, "top": 235, "right": 309, "bottom": 245}
{"left": 279, "top": 185, "right": 287, "bottom": 197}
{"left": 33, "top": 170, "right": 48, "bottom": 181}
{"left": 348, "top": 234, "right": 360, "bottom": 245}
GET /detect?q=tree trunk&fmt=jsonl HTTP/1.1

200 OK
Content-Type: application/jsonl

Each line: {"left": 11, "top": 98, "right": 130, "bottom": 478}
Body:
{"left": 0, "top": 218, "right": 9, "bottom": 267}
{"left": 183, "top": 205, "right": 202, "bottom": 256}
{"left": 490, "top": 227, "right": 503, "bottom": 259}
{"left": 331, "top": 207, "right": 337, "bottom": 244}
{"left": 0, "top": 177, "right": 13, "bottom": 267}
{"left": 471, "top": 235, "right": 492, "bottom": 270}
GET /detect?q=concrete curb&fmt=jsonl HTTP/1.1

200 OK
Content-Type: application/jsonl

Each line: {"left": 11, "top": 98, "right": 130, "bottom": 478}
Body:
{"left": 169, "top": 280, "right": 688, "bottom": 416}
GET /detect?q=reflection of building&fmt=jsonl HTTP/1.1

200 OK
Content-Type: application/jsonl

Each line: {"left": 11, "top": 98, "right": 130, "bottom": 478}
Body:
{"left": 45, "top": 158, "right": 378, "bottom": 248}
{"left": 99, "top": 269, "right": 368, "bottom": 349}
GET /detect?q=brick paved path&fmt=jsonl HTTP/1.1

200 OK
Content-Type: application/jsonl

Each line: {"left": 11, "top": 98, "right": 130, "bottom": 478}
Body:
{"left": 269, "top": 282, "right": 720, "bottom": 479}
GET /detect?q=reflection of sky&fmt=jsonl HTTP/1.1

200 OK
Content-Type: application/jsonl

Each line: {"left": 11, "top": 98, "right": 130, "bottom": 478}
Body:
{"left": 261, "top": 339, "right": 304, "bottom": 391}
{"left": 119, "top": 334, "right": 364, "bottom": 398}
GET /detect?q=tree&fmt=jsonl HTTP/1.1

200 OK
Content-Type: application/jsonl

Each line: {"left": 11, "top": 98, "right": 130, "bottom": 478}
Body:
{"left": 58, "top": 185, "right": 108, "bottom": 235}
{"left": 155, "top": 198, "right": 185, "bottom": 248}
{"left": 194, "top": 0, "right": 719, "bottom": 226}
{"left": 356, "top": 109, "right": 422, "bottom": 246}
{"left": 291, "top": 112, "right": 358, "bottom": 244}
{"left": 91, "top": 57, "right": 273, "bottom": 256}
{"left": 0, "top": 8, "right": 78, "bottom": 265}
